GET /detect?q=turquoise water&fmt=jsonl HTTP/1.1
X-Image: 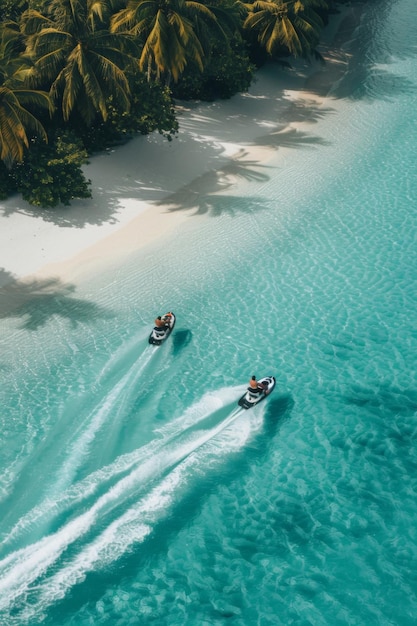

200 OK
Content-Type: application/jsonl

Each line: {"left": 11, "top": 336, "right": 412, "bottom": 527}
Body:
{"left": 1, "top": 0, "right": 417, "bottom": 623}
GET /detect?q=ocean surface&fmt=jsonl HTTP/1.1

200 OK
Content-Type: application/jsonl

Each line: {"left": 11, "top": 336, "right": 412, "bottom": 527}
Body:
{"left": 1, "top": 0, "right": 417, "bottom": 624}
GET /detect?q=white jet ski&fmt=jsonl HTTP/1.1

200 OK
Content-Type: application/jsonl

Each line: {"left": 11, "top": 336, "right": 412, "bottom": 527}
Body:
{"left": 148, "top": 312, "right": 176, "bottom": 345}
{"left": 238, "top": 376, "right": 276, "bottom": 409}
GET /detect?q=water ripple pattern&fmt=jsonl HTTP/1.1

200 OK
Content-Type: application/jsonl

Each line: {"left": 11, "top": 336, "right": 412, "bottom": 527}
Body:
{"left": 1, "top": 0, "right": 417, "bottom": 624}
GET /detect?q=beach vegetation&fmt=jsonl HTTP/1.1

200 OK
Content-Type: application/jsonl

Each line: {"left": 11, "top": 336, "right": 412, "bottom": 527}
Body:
{"left": 0, "top": 0, "right": 361, "bottom": 207}
{"left": 21, "top": 0, "right": 135, "bottom": 125}
{"left": 10, "top": 130, "right": 92, "bottom": 207}
{"left": 111, "top": 0, "right": 240, "bottom": 84}
{"left": 0, "top": 23, "right": 52, "bottom": 168}
{"left": 172, "top": 36, "right": 255, "bottom": 100}
{"left": 80, "top": 73, "right": 178, "bottom": 152}
{"left": 0, "top": 83, "right": 50, "bottom": 168}
{"left": 0, "top": 159, "right": 15, "bottom": 197}
{"left": 243, "top": 0, "right": 328, "bottom": 60}
{"left": 0, "top": 0, "right": 28, "bottom": 22}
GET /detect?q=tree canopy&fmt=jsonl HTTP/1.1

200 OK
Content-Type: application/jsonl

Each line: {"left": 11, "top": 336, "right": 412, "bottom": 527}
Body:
{"left": 0, "top": 0, "right": 353, "bottom": 206}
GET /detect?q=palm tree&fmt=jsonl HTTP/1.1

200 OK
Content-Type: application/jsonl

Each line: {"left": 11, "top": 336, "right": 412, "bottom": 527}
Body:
{"left": 243, "top": 0, "right": 327, "bottom": 59}
{"left": 22, "top": 0, "right": 135, "bottom": 125}
{"left": 0, "top": 22, "right": 51, "bottom": 167}
{"left": 111, "top": 0, "right": 239, "bottom": 84}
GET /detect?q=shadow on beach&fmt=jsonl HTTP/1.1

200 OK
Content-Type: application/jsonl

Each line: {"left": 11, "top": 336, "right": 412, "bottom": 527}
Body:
{"left": 0, "top": 58, "right": 339, "bottom": 232}
{"left": 253, "top": 126, "right": 331, "bottom": 150}
{"left": 162, "top": 192, "right": 270, "bottom": 218}
{"left": 158, "top": 123, "right": 330, "bottom": 216}
{"left": 3, "top": 0, "right": 415, "bottom": 245}
{"left": 0, "top": 192, "right": 122, "bottom": 229}
{"left": 0, "top": 268, "right": 113, "bottom": 330}
{"left": 158, "top": 151, "right": 273, "bottom": 216}
{"left": 0, "top": 26, "right": 347, "bottom": 234}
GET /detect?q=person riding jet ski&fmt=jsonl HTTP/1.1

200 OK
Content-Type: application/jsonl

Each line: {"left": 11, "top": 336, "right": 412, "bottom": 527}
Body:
{"left": 154, "top": 312, "right": 173, "bottom": 329}
{"left": 163, "top": 312, "right": 173, "bottom": 324}
{"left": 149, "top": 312, "right": 176, "bottom": 345}
{"left": 239, "top": 374, "right": 275, "bottom": 408}
{"left": 248, "top": 376, "right": 268, "bottom": 394}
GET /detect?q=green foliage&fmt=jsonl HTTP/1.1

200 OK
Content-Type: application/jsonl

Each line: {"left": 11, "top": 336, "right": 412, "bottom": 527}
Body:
{"left": 0, "top": 0, "right": 350, "bottom": 207}
{"left": 11, "top": 130, "right": 91, "bottom": 207}
{"left": 243, "top": 0, "right": 328, "bottom": 60}
{"left": 0, "top": 0, "right": 28, "bottom": 21}
{"left": 23, "top": 0, "right": 135, "bottom": 125}
{"left": 111, "top": 0, "right": 229, "bottom": 84}
{"left": 79, "top": 74, "right": 179, "bottom": 152}
{"left": 172, "top": 39, "right": 256, "bottom": 101}
{"left": 0, "top": 159, "right": 17, "bottom": 198}
{"left": 0, "top": 18, "right": 52, "bottom": 169}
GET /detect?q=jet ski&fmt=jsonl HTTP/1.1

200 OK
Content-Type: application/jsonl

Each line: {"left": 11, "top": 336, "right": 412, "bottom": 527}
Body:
{"left": 238, "top": 376, "right": 276, "bottom": 409}
{"left": 148, "top": 312, "right": 176, "bottom": 345}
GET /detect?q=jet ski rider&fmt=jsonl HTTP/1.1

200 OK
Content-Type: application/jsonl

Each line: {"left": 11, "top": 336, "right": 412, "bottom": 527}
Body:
{"left": 163, "top": 312, "right": 173, "bottom": 324}
{"left": 154, "top": 312, "right": 173, "bottom": 328}
{"left": 155, "top": 316, "right": 167, "bottom": 328}
{"left": 248, "top": 376, "right": 267, "bottom": 394}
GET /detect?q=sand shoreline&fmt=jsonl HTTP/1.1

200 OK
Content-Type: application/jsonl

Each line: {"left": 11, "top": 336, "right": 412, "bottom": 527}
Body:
{"left": 0, "top": 3, "right": 361, "bottom": 301}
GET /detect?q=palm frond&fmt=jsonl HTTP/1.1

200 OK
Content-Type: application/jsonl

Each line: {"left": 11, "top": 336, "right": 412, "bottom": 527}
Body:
{"left": 0, "top": 86, "right": 48, "bottom": 167}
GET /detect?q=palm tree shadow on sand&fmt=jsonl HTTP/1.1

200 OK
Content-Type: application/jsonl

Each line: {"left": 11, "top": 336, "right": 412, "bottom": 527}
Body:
{"left": 158, "top": 151, "right": 273, "bottom": 217}
{"left": 0, "top": 63, "right": 338, "bottom": 230}
{"left": 0, "top": 268, "right": 113, "bottom": 330}
{"left": 0, "top": 191, "right": 122, "bottom": 228}
{"left": 252, "top": 126, "right": 331, "bottom": 150}
{"left": 158, "top": 133, "right": 329, "bottom": 217}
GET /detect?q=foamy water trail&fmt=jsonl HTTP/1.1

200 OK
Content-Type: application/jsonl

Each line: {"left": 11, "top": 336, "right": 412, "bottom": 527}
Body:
{"left": 0, "top": 389, "right": 249, "bottom": 611}
{"left": 0, "top": 400, "right": 242, "bottom": 610}
{"left": 51, "top": 347, "right": 155, "bottom": 496}
{"left": 154, "top": 385, "right": 244, "bottom": 436}
{"left": 18, "top": 405, "right": 260, "bottom": 621}
{"left": 0, "top": 407, "right": 37, "bottom": 504}
{"left": 95, "top": 329, "right": 150, "bottom": 385}
{"left": 2, "top": 387, "right": 240, "bottom": 547}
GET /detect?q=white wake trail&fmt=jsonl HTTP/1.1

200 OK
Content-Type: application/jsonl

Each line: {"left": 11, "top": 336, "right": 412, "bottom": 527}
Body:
{"left": 50, "top": 347, "right": 155, "bottom": 497}
{"left": 0, "top": 389, "right": 247, "bottom": 612}
{"left": 20, "top": 404, "right": 259, "bottom": 620}
{"left": 2, "top": 387, "right": 237, "bottom": 547}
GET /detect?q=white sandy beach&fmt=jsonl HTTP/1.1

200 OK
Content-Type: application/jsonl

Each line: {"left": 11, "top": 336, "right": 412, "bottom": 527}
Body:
{"left": 0, "top": 5, "right": 358, "bottom": 290}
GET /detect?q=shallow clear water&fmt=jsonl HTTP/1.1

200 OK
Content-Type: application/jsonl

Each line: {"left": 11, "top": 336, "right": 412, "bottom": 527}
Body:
{"left": 1, "top": 0, "right": 417, "bottom": 624}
